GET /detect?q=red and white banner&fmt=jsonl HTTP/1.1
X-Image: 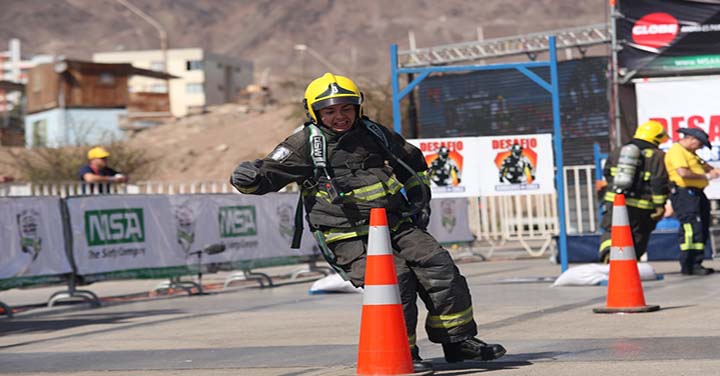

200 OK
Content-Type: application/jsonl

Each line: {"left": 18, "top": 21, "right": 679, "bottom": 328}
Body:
{"left": 477, "top": 134, "right": 555, "bottom": 196}
{"left": 636, "top": 75, "right": 720, "bottom": 198}
{"left": 410, "top": 137, "right": 481, "bottom": 197}
{"left": 409, "top": 134, "right": 554, "bottom": 197}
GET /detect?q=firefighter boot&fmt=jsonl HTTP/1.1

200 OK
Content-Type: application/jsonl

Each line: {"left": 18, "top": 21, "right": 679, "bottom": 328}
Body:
{"left": 442, "top": 338, "right": 506, "bottom": 363}
{"left": 411, "top": 346, "right": 433, "bottom": 373}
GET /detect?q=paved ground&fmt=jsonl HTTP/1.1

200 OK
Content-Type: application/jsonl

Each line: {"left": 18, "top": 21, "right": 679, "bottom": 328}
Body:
{"left": 1, "top": 253, "right": 719, "bottom": 376}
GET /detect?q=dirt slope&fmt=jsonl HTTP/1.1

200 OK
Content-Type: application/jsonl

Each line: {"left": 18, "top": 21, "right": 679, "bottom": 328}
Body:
{"left": 126, "top": 103, "right": 300, "bottom": 182}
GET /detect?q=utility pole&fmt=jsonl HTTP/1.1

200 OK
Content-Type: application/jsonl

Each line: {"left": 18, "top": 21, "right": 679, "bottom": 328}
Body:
{"left": 116, "top": 0, "right": 168, "bottom": 74}
{"left": 293, "top": 44, "right": 343, "bottom": 74}
{"left": 609, "top": 0, "right": 622, "bottom": 148}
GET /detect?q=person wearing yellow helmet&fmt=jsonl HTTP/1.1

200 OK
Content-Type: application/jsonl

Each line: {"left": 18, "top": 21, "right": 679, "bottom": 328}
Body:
{"left": 79, "top": 146, "right": 127, "bottom": 193}
{"left": 303, "top": 72, "right": 363, "bottom": 132}
{"left": 597, "top": 120, "right": 669, "bottom": 263}
{"left": 231, "top": 73, "right": 505, "bottom": 371}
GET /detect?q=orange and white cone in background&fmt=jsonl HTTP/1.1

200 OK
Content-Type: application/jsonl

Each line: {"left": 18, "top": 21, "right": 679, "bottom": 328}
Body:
{"left": 357, "top": 208, "right": 414, "bottom": 375}
{"left": 594, "top": 193, "right": 660, "bottom": 314}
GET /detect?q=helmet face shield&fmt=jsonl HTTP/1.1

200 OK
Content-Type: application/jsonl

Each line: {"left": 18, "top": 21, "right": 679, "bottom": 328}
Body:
{"left": 304, "top": 73, "right": 363, "bottom": 123}
{"left": 311, "top": 96, "right": 361, "bottom": 113}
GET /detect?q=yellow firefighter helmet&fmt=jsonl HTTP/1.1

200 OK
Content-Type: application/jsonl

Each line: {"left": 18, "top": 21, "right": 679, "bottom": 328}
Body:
{"left": 303, "top": 73, "right": 362, "bottom": 123}
{"left": 634, "top": 120, "right": 668, "bottom": 145}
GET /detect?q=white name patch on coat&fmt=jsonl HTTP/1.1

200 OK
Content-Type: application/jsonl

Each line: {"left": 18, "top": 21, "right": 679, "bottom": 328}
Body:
{"left": 269, "top": 146, "right": 291, "bottom": 161}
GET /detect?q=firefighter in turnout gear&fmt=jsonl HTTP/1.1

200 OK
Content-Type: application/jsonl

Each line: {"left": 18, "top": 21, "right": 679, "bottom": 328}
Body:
{"left": 230, "top": 73, "right": 505, "bottom": 372}
{"left": 429, "top": 146, "right": 462, "bottom": 186}
{"left": 598, "top": 120, "right": 669, "bottom": 263}
{"left": 499, "top": 144, "right": 535, "bottom": 184}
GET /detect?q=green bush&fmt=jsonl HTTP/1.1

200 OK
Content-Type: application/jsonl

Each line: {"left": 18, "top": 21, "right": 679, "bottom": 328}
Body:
{"left": 5, "top": 142, "right": 156, "bottom": 183}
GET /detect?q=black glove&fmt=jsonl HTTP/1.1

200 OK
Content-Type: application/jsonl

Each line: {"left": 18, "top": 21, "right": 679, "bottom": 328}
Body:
{"left": 231, "top": 161, "right": 260, "bottom": 187}
{"left": 414, "top": 207, "right": 431, "bottom": 229}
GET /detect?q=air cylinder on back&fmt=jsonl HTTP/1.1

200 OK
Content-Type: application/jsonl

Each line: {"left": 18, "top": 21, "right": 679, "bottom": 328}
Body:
{"left": 612, "top": 143, "right": 640, "bottom": 193}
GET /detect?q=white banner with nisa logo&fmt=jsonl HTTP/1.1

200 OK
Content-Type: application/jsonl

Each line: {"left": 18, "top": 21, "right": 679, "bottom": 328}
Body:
{"left": 66, "top": 193, "right": 317, "bottom": 276}
{"left": 0, "top": 197, "right": 72, "bottom": 280}
{"left": 426, "top": 198, "right": 474, "bottom": 244}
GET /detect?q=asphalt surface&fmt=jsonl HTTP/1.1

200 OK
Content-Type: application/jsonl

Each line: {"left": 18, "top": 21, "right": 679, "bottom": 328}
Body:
{"left": 1, "top": 255, "right": 720, "bottom": 376}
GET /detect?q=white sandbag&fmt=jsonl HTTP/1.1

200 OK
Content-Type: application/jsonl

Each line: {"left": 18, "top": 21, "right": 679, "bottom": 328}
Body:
{"left": 552, "top": 262, "right": 657, "bottom": 287}
{"left": 308, "top": 273, "right": 363, "bottom": 294}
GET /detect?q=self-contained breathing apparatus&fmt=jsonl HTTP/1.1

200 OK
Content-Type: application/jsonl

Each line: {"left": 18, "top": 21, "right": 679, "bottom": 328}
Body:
{"left": 612, "top": 143, "right": 641, "bottom": 194}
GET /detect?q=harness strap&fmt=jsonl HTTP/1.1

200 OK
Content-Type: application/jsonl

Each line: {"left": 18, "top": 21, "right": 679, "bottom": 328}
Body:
{"left": 291, "top": 121, "right": 394, "bottom": 248}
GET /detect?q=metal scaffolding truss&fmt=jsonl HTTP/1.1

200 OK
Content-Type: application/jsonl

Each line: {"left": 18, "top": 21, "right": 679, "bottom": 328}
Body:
{"left": 398, "top": 23, "right": 610, "bottom": 68}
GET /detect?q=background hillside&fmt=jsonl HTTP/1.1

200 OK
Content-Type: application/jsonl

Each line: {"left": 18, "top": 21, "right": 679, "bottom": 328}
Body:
{"left": 2, "top": 0, "right": 607, "bottom": 83}
{"left": 0, "top": 0, "right": 608, "bottom": 182}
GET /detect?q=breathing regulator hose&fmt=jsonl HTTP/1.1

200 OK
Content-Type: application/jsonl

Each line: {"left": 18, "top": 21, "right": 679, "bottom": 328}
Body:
{"left": 376, "top": 141, "right": 430, "bottom": 219}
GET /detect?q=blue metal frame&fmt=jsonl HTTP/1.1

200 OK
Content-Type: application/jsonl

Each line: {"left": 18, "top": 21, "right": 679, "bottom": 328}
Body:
{"left": 594, "top": 143, "right": 609, "bottom": 228}
{"left": 390, "top": 37, "right": 570, "bottom": 272}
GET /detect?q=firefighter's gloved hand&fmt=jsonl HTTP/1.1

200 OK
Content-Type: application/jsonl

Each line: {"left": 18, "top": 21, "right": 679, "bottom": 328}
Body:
{"left": 650, "top": 206, "right": 665, "bottom": 221}
{"left": 414, "top": 207, "right": 431, "bottom": 229}
{"left": 231, "top": 161, "right": 260, "bottom": 187}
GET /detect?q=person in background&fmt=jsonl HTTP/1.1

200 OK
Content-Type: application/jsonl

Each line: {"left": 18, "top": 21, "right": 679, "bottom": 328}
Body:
{"left": 230, "top": 72, "right": 506, "bottom": 372}
{"left": 665, "top": 128, "right": 720, "bottom": 275}
{"left": 597, "top": 120, "right": 669, "bottom": 263}
{"left": 79, "top": 146, "right": 127, "bottom": 193}
{"left": 0, "top": 175, "right": 14, "bottom": 183}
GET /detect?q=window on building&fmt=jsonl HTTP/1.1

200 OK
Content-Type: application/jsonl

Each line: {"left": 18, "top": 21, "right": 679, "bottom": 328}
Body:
{"left": 151, "top": 61, "right": 165, "bottom": 71}
{"left": 32, "top": 119, "right": 47, "bottom": 147}
{"left": 150, "top": 83, "right": 168, "bottom": 93}
{"left": 98, "top": 73, "right": 115, "bottom": 85}
{"left": 186, "top": 60, "right": 203, "bottom": 71}
{"left": 186, "top": 83, "right": 203, "bottom": 94}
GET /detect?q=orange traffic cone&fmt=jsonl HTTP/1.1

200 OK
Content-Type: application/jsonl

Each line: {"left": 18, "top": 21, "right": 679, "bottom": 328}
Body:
{"left": 593, "top": 193, "right": 660, "bottom": 314}
{"left": 357, "top": 208, "right": 414, "bottom": 375}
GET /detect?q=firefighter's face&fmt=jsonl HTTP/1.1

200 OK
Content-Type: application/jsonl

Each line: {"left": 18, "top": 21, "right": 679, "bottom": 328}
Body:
{"left": 318, "top": 103, "right": 357, "bottom": 133}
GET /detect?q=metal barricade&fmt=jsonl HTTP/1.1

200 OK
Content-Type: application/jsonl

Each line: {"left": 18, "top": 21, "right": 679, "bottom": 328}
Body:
{"left": 470, "top": 164, "right": 597, "bottom": 258}
{"left": 562, "top": 164, "right": 598, "bottom": 234}
{"left": 3, "top": 169, "right": 600, "bottom": 261}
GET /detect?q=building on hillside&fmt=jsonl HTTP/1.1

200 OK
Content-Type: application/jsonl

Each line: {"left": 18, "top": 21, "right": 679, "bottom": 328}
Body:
{"left": 24, "top": 59, "right": 175, "bottom": 147}
{"left": 1, "top": 39, "right": 55, "bottom": 146}
{"left": 92, "top": 48, "right": 253, "bottom": 117}
{"left": 0, "top": 39, "right": 53, "bottom": 111}
{"left": 0, "top": 80, "right": 25, "bottom": 146}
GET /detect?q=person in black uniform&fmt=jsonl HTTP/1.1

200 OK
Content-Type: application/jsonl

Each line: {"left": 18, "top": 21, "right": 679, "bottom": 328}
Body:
{"left": 598, "top": 121, "right": 669, "bottom": 263}
{"left": 230, "top": 73, "right": 505, "bottom": 372}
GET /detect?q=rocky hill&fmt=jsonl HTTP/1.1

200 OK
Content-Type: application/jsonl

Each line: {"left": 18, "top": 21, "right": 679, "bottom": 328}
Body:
{"left": 2, "top": 0, "right": 606, "bottom": 83}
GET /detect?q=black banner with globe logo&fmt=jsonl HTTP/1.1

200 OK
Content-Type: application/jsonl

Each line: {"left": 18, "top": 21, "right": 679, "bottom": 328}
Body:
{"left": 618, "top": 0, "right": 720, "bottom": 75}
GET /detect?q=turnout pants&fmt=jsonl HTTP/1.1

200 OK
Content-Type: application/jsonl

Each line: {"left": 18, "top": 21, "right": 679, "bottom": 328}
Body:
{"left": 670, "top": 187, "right": 710, "bottom": 273}
{"left": 598, "top": 202, "right": 657, "bottom": 262}
{"left": 320, "top": 222, "right": 478, "bottom": 347}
